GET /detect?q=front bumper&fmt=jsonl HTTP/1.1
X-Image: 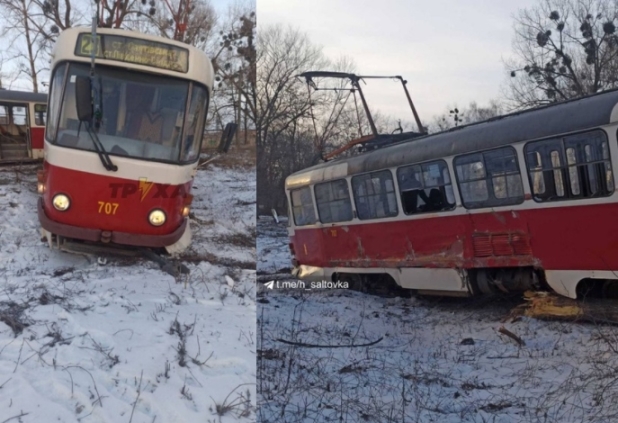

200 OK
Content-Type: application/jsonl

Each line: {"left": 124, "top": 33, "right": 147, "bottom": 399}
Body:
{"left": 38, "top": 198, "right": 187, "bottom": 248}
{"left": 294, "top": 264, "right": 327, "bottom": 282}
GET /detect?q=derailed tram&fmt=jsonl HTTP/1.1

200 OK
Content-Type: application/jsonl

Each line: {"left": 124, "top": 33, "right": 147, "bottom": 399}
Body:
{"left": 286, "top": 82, "right": 618, "bottom": 299}
{"left": 38, "top": 27, "right": 213, "bottom": 257}
{"left": 0, "top": 90, "right": 47, "bottom": 161}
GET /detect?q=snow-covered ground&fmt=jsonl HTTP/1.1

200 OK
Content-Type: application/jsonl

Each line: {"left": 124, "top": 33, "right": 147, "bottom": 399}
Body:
{"left": 257, "top": 218, "right": 618, "bottom": 423}
{"left": 0, "top": 152, "right": 256, "bottom": 423}
{"left": 256, "top": 216, "right": 290, "bottom": 277}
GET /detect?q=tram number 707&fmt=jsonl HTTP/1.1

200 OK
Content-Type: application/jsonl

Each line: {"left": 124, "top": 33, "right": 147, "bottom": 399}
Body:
{"left": 98, "top": 201, "right": 119, "bottom": 215}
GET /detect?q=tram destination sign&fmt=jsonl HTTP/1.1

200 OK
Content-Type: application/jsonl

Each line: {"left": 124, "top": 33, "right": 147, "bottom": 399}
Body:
{"left": 75, "top": 33, "right": 189, "bottom": 73}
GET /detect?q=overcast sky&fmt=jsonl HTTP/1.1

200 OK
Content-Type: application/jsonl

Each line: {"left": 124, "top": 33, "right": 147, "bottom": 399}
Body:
{"left": 259, "top": 0, "right": 541, "bottom": 127}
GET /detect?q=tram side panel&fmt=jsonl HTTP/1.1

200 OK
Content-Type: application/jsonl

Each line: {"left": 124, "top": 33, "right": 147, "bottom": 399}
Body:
{"left": 516, "top": 203, "right": 618, "bottom": 271}
{"left": 317, "top": 214, "right": 470, "bottom": 269}
{"left": 291, "top": 200, "right": 618, "bottom": 297}
{"left": 290, "top": 227, "right": 327, "bottom": 280}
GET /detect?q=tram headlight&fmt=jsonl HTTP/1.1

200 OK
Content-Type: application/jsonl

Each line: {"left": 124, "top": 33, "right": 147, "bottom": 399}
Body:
{"left": 148, "top": 209, "right": 166, "bottom": 226}
{"left": 52, "top": 194, "right": 70, "bottom": 211}
{"left": 181, "top": 206, "right": 190, "bottom": 217}
{"left": 37, "top": 169, "right": 47, "bottom": 194}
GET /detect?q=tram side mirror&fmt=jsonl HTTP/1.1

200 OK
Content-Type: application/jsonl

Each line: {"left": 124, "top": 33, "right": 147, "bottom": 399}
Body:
{"left": 75, "top": 76, "right": 93, "bottom": 122}
{"left": 217, "top": 122, "right": 238, "bottom": 153}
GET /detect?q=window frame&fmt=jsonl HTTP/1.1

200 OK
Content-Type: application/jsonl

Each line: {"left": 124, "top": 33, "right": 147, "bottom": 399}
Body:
{"left": 454, "top": 146, "right": 525, "bottom": 209}
{"left": 524, "top": 129, "right": 614, "bottom": 202}
{"left": 351, "top": 169, "right": 399, "bottom": 220}
{"left": 396, "top": 159, "right": 456, "bottom": 215}
{"left": 290, "top": 186, "right": 317, "bottom": 227}
{"left": 46, "top": 62, "right": 69, "bottom": 143}
{"left": 314, "top": 178, "right": 354, "bottom": 224}
{"left": 47, "top": 61, "right": 209, "bottom": 166}
{"left": 34, "top": 104, "right": 47, "bottom": 126}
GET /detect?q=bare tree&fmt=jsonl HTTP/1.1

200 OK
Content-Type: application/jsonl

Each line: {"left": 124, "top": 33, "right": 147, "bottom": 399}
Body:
{"left": 255, "top": 25, "right": 330, "bottom": 213}
{"left": 254, "top": 25, "right": 423, "bottom": 213}
{"left": 96, "top": 0, "right": 155, "bottom": 29}
{"left": 0, "top": 0, "right": 167, "bottom": 91}
{"left": 212, "top": 7, "right": 255, "bottom": 136}
{"left": 143, "top": 0, "right": 217, "bottom": 46}
{"left": 0, "top": 0, "right": 54, "bottom": 92}
{"left": 506, "top": 0, "right": 618, "bottom": 109}
{"left": 430, "top": 99, "right": 503, "bottom": 132}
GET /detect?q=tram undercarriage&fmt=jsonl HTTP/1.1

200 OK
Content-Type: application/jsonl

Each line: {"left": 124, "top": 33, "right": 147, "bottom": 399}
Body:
{"left": 296, "top": 264, "right": 618, "bottom": 300}
{"left": 39, "top": 224, "right": 191, "bottom": 277}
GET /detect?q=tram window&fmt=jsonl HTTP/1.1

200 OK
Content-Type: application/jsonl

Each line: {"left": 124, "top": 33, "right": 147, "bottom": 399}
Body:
{"left": 585, "top": 145, "right": 599, "bottom": 194}
{"left": 0, "top": 105, "right": 27, "bottom": 137}
{"left": 181, "top": 85, "right": 208, "bottom": 162}
{"left": 53, "top": 63, "right": 195, "bottom": 163}
{"left": 454, "top": 147, "right": 524, "bottom": 209}
{"left": 0, "top": 105, "right": 7, "bottom": 125}
{"left": 352, "top": 170, "right": 398, "bottom": 220}
{"left": 455, "top": 154, "right": 489, "bottom": 205}
{"left": 566, "top": 147, "right": 580, "bottom": 196}
{"left": 315, "top": 179, "right": 353, "bottom": 223}
{"left": 529, "top": 152, "right": 546, "bottom": 194}
{"left": 550, "top": 150, "right": 565, "bottom": 197}
{"left": 291, "top": 187, "right": 317, "bottom": 226}
{"left": 34, "top": 104, "right": 47, "bottom": 126}
{"left": 46, "top": 63, "right": 67, "bottom": 142}
{"left": 396, "top": 160, "right": 455, "bottom": 215}
{"left": 601, "top": 141, "right": 614, "bottom": 192}
{"left": 12, "top": 107, "right": 26, "bottom": 126}
{"left": 564, "top": 132, "right": 613, "bottom": 197}
{"left": 525, "top": 130, "right": 613, "bottom": 201}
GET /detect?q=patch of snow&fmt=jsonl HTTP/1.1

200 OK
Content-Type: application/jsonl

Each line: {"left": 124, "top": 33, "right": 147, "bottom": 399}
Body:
{"left": 257, "top": 218, "right": 618, "bottom": 423}
{"left": 0, "top": 163, "right": 255, "bottom": 423}
{"left": 256, "top": 217, "right": 290, "bottom": 275}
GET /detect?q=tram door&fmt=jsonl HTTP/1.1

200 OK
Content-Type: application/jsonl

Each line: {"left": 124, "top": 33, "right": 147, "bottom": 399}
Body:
{"left": 0, "top": 103, "right": 30, "bottom": 160}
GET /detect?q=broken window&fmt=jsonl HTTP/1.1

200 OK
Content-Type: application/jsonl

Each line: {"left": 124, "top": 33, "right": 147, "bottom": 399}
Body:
{"left": 397, "top": 160, "right": 455, "bottom": 214}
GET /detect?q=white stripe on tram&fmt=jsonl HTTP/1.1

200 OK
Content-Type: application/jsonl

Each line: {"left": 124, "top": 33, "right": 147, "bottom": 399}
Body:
{"left": 45, "top": 141, "right": 196, "bottom": 185}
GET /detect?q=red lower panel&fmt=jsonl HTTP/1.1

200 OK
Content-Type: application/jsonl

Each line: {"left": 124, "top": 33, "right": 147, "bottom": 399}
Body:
{"left": 30, "top": 128, "right": 44, "bottom": 150}
{"left": 42, "top": 162, "right": 191, "bottom": 235}
{"left": 291, "top": 203, "right": 618, "bottom": 271}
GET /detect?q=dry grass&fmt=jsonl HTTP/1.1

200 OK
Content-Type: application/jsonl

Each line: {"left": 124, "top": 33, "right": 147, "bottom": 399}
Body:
{"left": 257, "top": 289, "right": 618, "bottom": 423}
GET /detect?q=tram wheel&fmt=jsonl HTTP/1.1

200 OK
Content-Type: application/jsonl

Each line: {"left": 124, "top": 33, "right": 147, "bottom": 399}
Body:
{"left": 601, "top": 280, "right": 618, "bottom": 299}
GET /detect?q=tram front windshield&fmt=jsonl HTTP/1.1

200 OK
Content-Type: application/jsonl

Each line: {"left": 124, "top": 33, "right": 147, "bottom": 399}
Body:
{"left": 49, "top": 62, "right": 208, "bottom": 163}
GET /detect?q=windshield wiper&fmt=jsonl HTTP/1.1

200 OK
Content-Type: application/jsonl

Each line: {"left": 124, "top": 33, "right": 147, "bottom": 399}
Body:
{"left": 85, "top": 122, "right": 118, "bottom": 172}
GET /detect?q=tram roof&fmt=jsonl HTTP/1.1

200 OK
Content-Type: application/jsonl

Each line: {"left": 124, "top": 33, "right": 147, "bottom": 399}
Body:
{"left": 286, "top": 87, "right": 618, "bottom": 189}
{"left": 0, "top": 90, "right": 47, "bottom": 103}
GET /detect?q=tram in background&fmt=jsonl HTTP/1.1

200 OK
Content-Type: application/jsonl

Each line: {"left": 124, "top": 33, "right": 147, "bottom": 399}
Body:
{"left": 38, "top": 26, "right": 213, "bottom": 256}
{"left": 285, "top": 78, "right": 618, "bottom": 300}
{"left": 0, "top": 90, "right": 47, "bottom": 161}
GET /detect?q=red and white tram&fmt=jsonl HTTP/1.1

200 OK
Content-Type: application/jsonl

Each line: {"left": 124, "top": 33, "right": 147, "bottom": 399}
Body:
{"left": 38, "top": 27, "right": 213, "bottom": 255}
{"left": 0, "top": 90, "right": 47, "bottom": 161}
{"left": 286, "top": 88, "right": 618, "bottom": 299}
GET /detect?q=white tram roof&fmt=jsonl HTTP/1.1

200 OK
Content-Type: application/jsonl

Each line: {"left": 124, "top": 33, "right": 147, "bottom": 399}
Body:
{"left": 52, "top": 27, "right": 214, "bottom": 90}
{"left": 0, "top": 90, "right": 47, "bottom": 103}
{"left": 286, "top": 87, "right": 618, "bottom": 190}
